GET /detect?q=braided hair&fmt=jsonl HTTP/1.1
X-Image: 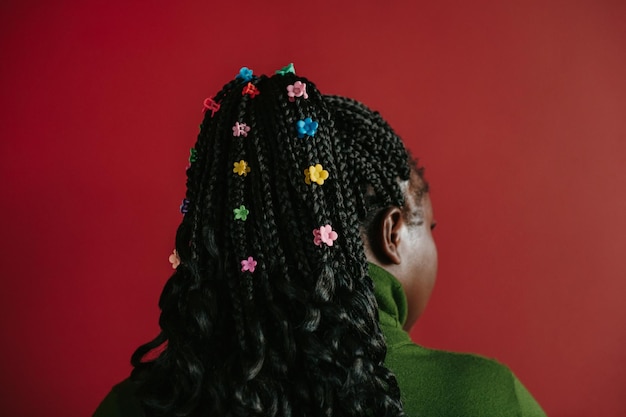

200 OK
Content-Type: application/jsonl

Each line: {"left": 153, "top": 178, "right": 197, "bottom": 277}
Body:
{"left": 131, "top": 71, "right": 414, "bottom": 417}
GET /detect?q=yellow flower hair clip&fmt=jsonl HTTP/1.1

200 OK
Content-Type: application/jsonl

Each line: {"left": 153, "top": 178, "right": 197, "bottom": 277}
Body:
{"left": 233, "top": 160, "right": 251, "bottom": 176}
{"left": 304, "top": 164, "right": 329, "bottom": 185}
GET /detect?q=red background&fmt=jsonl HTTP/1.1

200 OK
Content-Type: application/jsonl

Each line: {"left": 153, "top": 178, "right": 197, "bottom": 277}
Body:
{"left": 1, "top": 1, "right": 625, "bottom": 416}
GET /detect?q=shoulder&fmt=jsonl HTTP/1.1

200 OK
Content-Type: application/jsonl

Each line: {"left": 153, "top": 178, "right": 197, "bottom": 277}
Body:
{"left": 387, "top": 342, "right": 516, "bottom": 389}
{"left": 385, "top": 343, "right": 546, "bottom": 416}
{"left": 93, "top": 378, "right": 144, "bottom": 417}
{"left": 419, "top": 345, "right": 513, "bottom": 377}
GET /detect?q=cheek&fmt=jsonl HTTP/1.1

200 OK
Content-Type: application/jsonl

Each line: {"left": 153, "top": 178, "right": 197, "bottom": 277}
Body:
{"left": 414, "top": 234, "right": 438, "bottom": 270}
{"left": 418, "top": 238, "right": 438, "bottom": 307}
{"left": 429, "top": 238, "right": 438, "bottom": 276}
{"left": 401, "top": 230, "right": 438, "bottom": 326}
{"left": 416, "top": 235, "right": 438, "bottom": 291}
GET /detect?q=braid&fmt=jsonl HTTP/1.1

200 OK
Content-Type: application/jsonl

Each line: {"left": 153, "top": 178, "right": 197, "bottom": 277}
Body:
{"left": 131, "top": 71, "right": 408, "bottom": 417}
{"left": 324, "top": 95, "right": 414, "bottom": 218}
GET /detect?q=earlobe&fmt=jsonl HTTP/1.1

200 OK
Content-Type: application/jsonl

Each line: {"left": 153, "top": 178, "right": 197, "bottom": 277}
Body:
{"left": 375, "top": 207, "right": 404, "bottom": 265}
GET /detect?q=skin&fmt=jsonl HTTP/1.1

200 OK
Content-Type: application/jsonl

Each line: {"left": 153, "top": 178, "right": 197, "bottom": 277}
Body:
{"left": 364, "top": 171, "right": 438, "bottom": 330}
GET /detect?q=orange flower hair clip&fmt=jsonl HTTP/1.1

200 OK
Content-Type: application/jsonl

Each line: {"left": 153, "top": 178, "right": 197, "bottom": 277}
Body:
{"left": 169, "top": 249, "right": 180, "bottom": 269}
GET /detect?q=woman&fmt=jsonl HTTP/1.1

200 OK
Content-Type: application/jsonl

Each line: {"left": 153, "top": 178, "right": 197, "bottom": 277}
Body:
{"left": 95, "top": 66, "right": 405, "bottom": 417}
{"left": 95, "top": 65, "right": 545, "bottom": 417}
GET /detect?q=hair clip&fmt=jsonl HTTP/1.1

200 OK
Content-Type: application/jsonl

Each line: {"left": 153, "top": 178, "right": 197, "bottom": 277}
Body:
{"left": 275, "top": 63, "right": 296, "bottom": 75}
{"left": 233, "top": 205, "right": 250, "bottom": 221}
{"left": 313, "top": 225, "right": 338, "bottom": 247}
{"left": 189, "top": 148, "right": 197, "bottom": 163}
{"left": 232, "top": 122, "right": 251, "bottom": 137}
{"left": 241, "top": 256, "right": 257, "bottom": 273}
{"left": 233, "top": 160, "right": 251, "bottom": 176}
{"left": 169, "top": 249, "right": 180, "bottom": 269}
{"left": 304, "top": 164, "right": 329, "bottom": 185}
{"left": 242, "top": 82, "right": 260, "bottom": 98}
{"left": 287, "top": 81, "right": 308, "bottom": 102}
{"left": 202, "top": 98, "right": 221, "bottom": 116}
{"left": 236, "top": 67, "right": 254, "bottom": 82}
{"left": 180, "top": 198, "right": 190, "bottom": 214}
{"left": 296, "top": 117, "right": 318, "bottom": 138}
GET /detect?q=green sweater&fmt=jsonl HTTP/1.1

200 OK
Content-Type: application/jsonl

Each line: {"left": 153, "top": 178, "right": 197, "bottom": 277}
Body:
{"left": 369, "top": 263, "right": 546, "bottom": 417}
{"left": 95, "top": 267, "right": 546, "bottom": 417}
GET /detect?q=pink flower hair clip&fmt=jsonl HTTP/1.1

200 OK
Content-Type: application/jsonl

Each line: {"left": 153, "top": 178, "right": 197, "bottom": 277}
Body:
{"left": 241, "top": 256, "right": 258, "bottom": 273}
{"left": 232, "top": 122, "right": 251, "bottom": 137}
{"left": 313, "top": 225, "right": 338, "bottom": 247}
{"left": 242, "top": 82, "right": 260, "bottom": 98}
{"left": 287, "top": 81, "right": 308, "bottom": 102}
{"left": 169, "top": 249, "right": 180, "bottom": 269}
{"left": 202, "top": 98, "right": 220, "bottom": 116}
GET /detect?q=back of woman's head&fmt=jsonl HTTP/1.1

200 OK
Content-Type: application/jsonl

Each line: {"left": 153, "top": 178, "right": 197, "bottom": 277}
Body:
{"left": 131, "top": 67, "right": 411, "bottom": 417}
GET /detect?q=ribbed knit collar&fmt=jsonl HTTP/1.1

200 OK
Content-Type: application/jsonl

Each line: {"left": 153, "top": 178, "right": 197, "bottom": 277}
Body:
{"left": 368, "top": 263, "right": 408, "bottom": 329}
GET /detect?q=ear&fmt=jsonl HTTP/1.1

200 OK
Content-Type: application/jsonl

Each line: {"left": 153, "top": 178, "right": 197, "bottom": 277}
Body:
{"left": 370, "top": 207, "right": 405, "bottom": 265}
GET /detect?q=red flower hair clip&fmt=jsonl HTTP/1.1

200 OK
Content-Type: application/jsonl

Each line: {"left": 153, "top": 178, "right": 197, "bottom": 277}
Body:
{"left": 202, "top": 98, "right": 220, "bottom": 116}
{"left": 242, "top": 82, "right": 260, "bottom": 98}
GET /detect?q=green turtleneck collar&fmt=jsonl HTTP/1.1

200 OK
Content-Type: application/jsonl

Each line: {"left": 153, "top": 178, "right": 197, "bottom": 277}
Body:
{"left": 368, "top": 263, "right": 408, "bottom": 329}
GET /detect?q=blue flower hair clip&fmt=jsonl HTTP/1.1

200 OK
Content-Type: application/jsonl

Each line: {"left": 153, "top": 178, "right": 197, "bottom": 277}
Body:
{"left": 297, "top": 118, "right": 319, "bottom": 138}
{"left": 236, "top": 67, "right": 253, "bottom": 82}
{"left": 180, "top": 198, "right": 190, "bottom": 214}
